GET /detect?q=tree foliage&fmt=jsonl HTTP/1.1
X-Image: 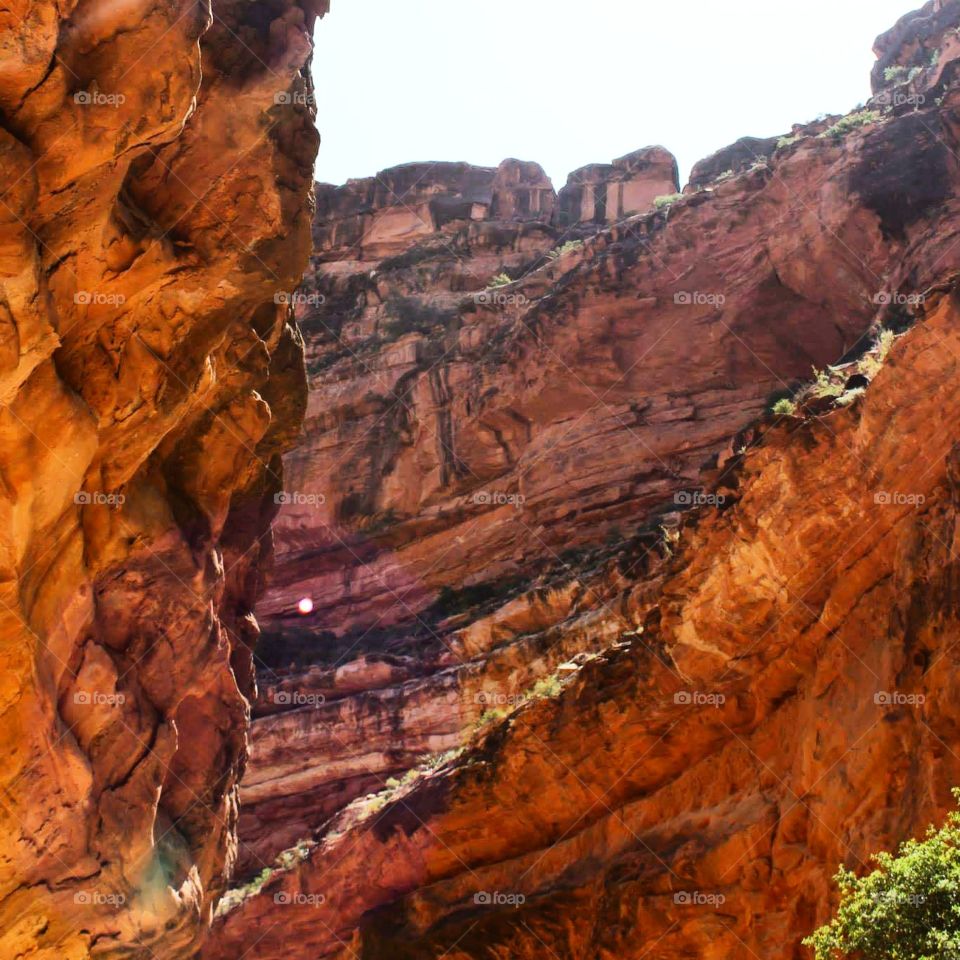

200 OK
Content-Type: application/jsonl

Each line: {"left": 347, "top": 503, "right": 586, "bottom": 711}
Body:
{"left": 805, "top": 793, "right": 960, "bottom": 959}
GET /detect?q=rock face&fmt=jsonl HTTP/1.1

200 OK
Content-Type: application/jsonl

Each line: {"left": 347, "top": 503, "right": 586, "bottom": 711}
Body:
{"left": 259, "top": 138, "right": 898, "bottom": 645}
{"left": 0, "top": 1, "right": 324, "bottom": 957}
{"left": 208, "top": 287, "right": 960, "bottom": 960}
{"left": 558, "top": 146, "right": 680, "bottom": 223}
{"left": 686, "top": 135, "right": 779, "bottom": 190}
{"left": 240, "top": 121, "right": 904, "bottom": 872}
{"left": 313, "top": 158, "right": 556, "bottom": 262}
{"left": 204, "top": 2, "right": 960, "bottom": 958}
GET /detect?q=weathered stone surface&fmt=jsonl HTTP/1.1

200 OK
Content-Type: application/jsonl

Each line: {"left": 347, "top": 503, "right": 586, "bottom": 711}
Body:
{"left": 871, "top": 0, "right": 960, "bottom": 92}
{"left": 208, "top": 278, "right": 960, "bottom": 960}
{"left": 238, "top": 25, "right": 960, "bottom": 884}
{"left": 0, "top": 0, "right": 324, "bottom": 956}
{"left": 313, "top": 158, "right": 555, "bottom": 262}
{"left": 259, "top": 124, "right": 918, "bottom": 645}
{"left": 686, "top": 135, "right": 779, "bottom": 190}
{"left": 558, "top": 145, "right": 679, "bottom": 223}
{"left": 237, "top": 545, "right": 647, "bottom": 874}
{"left": 204, "top": 4, "right": 960, "bottom": 958}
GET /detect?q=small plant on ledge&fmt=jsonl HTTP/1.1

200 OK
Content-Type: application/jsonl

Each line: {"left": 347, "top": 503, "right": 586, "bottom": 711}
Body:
{"left": 819, "top": 109, "right": 882, "bottom": 140}
{"left": 546, "top": 239, "right": 584, "bottom": 260}
{"left": 653, "top": 193, "right": 683, "bottom": 210}
{"left": 771, "top": 397, "right": 798, "bottom": 416}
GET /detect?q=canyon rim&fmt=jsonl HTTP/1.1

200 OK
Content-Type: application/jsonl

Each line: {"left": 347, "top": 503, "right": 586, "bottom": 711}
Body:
{"left": 5, "top": 1, "right": 960, "bottom": 958}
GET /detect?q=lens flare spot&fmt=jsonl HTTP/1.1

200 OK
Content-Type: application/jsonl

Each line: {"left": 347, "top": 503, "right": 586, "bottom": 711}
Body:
{"left": 297, "top": 597, "right": 314, "bottom": 615}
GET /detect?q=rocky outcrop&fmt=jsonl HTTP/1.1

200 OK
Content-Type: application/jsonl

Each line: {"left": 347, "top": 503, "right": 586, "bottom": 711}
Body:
{"left": 686, "top": 135, "right": 779, "bottom": 190}
{"left": 313, "top": 158, "right": 556, "bottom": 262}
{"left": 259, "top": 118, "right": 933, "bottom": 644}
{"left": 871, "top": 0, "right": 960, "bottom": 92}
{"left": 0, "top": 1, "right": 324, "bottom": 956}
{"left": 557, "top": 146, "right": 680, "bottom": 224}
{"left": 241, "top": 125, "right": 901, "bottom": 865}
{"left": 205, "top": 3, "right": 960, "bottom": 957}
{"left": 236, "top": 552, "right": 643, "bottom": 874}
{"left": 206, "top": 283, "right": 960, "bottom": 960}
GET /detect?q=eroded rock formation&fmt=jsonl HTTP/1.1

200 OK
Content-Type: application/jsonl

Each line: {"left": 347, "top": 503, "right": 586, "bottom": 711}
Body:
{"left": 206, "top": 2, "right": 960, "bottom": 957}
{"left": 558, "top": 146, "right": 679, "bottom": 224}
{"left": 209, "top": 284, "right": 960, "bottom": 960}
{"left": 0, "top": 0, "right": 325, "bottom": 956}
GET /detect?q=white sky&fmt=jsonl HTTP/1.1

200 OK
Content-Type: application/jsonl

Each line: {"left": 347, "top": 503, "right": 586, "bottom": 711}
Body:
{"left": 312, "top": 0, "right": 914, "bottom": 189}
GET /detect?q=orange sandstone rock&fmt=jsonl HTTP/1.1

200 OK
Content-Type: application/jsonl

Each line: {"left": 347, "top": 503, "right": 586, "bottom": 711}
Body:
{"left": 0, "top": 0, "right": 324, "bottom": 956}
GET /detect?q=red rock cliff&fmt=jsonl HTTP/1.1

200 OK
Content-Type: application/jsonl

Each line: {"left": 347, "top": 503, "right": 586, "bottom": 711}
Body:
{"left": 205, "top": 1, "right": 960, "bottom": 957}
{"left": 0, "top": 0, "right": 324, "bottom": 956}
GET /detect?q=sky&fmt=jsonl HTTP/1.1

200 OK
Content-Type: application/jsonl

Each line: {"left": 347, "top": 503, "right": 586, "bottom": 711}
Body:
{"left": 312, "top": 0, "right": 915, "bottom": 190}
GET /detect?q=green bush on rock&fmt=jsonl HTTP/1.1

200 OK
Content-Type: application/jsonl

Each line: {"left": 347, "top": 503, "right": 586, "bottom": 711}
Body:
{"left": 805, "top": 792, "right": 960, "bottom": 959}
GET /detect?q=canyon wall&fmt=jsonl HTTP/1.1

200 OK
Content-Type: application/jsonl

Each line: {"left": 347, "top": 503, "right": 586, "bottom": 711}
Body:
{"left": 0, "top": 0, "right": 325, "bottom": 956}
{"left": 207, "top": 1, "right": 960, "bottom": 957}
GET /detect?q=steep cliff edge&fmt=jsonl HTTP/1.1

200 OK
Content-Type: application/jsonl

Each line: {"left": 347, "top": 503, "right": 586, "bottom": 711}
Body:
{"left": 235, "top": 0, "right": 960, "bottom": 879}
{"left": 0, "top": 1, "right": 324, "bottom": 956}
{"left": 206, "top": 2, "right": 960, "bottom": 957}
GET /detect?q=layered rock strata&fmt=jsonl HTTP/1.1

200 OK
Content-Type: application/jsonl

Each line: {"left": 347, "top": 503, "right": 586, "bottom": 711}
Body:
{"left": 0, "top": 0, "right": 325, "bottom": 956}
{"left": 207, "top": 2, "right": 960, "bottom": 958}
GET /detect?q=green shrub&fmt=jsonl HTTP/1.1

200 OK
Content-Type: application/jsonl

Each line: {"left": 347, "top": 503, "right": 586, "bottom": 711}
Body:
{"left": 819, "top": 110, "right": 882, "bottom": 140}
{"left": 529, "top": 674, "right": 563, "bottom": 699}
{"left": 884, "top": 65, "right": 908, "bottom": 84}
{"left": 804, "top": 792, "right": 960, "bottom": 959}
{"left": 772, "top": 398, "right": 797, "bottom": 416}
{"left": 811, "top": 367, "right": 843, "bottom": 399}
{"left": 653, "top": 193, "right": 683, "bottom": 210}
{"left": 423, "top": 747, "right": 463, "bottom": 769}
{"left": 858, "top": 329, "right": 896, "bottom": 380}
{"left": 472, "top": 707, "right": 508, "bottom": 732}
{"left": 489, "top": 272, "right": 512, "bottom": 288}
{"left": 836, "top": 387, "right": 866, "bottom": 406}
{"left": 546, "top": 239, "right": 584, "bottom": 260}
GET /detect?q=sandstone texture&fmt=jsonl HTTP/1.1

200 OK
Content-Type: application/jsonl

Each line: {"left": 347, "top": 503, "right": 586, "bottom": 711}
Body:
{"left": 0, "top": 1, "right": 324, "bottom": 957}
{"left": 209, "top": 284, "right": 960, "bottom": 960}
{"left": 206, "top": 1, "right": 960, "bottom": 957}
